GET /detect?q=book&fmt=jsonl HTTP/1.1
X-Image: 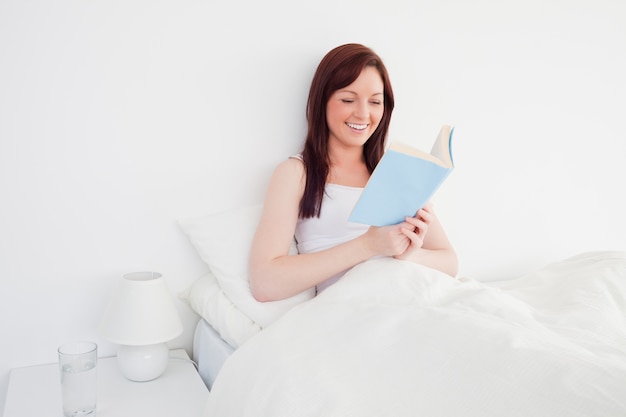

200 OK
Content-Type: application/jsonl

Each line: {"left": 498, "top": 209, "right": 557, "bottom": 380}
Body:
{"left": 348, "top": 125, "right": 455, "bottom": 226}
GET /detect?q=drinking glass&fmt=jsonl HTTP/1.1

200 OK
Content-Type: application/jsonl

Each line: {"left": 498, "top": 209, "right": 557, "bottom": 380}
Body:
{"left": 58, "top": 341, "right": 97, "bottom": 417}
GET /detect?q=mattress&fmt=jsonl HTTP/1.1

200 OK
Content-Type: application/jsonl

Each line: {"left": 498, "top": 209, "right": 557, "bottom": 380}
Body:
{"left": 192, "top": 318, "right": 236, "bottom": 390}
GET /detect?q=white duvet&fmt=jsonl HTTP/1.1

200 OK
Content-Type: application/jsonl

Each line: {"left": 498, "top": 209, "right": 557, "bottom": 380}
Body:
{"left": 204, "top": 251, "right": 626, "bottom": 417}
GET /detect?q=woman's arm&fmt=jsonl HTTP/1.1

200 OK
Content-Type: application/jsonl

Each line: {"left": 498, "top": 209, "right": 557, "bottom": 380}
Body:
{"left": 249, "top": 159, "right": 413, "bottom": 302}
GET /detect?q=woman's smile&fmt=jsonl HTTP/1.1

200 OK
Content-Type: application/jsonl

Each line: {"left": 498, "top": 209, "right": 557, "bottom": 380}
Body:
{"left": 346, "top": 122, "right": 368, "bottom": 131}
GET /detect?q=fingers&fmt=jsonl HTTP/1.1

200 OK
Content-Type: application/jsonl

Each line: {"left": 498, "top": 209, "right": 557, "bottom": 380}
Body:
{"left": 403, "top": 216, "right": 427, "bottom": 233}
{"left": 400, "top": 224, "right": 425, "bottom": 249}
{"left": 422, "top": 201, "right": 434, "bottom": 212}
{"left": 392, "top": 204, "right": 436, "bottom": 258}
{"left": 417, "top": 206, "right": 434, "bottom": 222}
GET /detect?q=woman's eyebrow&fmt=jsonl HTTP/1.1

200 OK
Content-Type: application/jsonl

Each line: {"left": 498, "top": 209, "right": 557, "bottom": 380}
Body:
{"left": 338, "top": 90, "right": 384, "bottom": 96}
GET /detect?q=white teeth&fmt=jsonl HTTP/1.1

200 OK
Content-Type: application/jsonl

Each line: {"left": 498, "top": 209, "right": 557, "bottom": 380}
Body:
{"left": 347, "top": 122, "right": 367, "bottom": 130}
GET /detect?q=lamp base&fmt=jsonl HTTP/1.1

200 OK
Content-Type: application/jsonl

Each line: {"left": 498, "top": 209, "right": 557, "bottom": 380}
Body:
{"left": 117, "top": 343, "right": 169, "bottom": 382}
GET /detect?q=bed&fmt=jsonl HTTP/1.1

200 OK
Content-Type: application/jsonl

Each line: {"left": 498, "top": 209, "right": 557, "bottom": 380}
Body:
{"left": 178, "top": 204, "right": 626, "bottom": 417}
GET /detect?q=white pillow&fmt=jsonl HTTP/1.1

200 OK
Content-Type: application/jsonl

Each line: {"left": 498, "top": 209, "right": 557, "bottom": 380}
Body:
{"left": 178, "top": 204, "right": 315, "bottom": 345}
{"left": 178, "top": 269, "right": 261, "bottom": 348}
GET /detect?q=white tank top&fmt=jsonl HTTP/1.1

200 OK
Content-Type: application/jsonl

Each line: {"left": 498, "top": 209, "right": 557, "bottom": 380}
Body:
{"left": 294, "top": 183, "right": 370, "bottom": 293}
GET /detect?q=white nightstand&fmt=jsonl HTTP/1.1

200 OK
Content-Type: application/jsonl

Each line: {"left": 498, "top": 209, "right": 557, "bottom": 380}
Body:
{"left": 3, "top": 349, "right": 209, "bottom": 417}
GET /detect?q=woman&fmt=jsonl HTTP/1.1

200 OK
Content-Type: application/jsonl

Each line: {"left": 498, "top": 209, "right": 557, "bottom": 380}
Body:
{"left": 249, "top": 43, "right": 458, "bottom": 302}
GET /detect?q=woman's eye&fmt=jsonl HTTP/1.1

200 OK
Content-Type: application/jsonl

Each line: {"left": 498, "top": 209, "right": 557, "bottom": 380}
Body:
{"left": 370, "top": 101, "right": 382, "bottom": 105}
{"left": 341, "top": 99, "right": 354, "bottom": 103}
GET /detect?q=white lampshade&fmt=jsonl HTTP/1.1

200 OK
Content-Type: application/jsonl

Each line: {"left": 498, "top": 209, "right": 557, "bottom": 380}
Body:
{"left": 99, "top": 271, "right": 183, "bottom": 381}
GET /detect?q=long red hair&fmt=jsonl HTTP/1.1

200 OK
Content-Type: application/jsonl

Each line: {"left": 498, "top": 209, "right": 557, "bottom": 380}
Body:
{"left": 299, "top": 43, "right": 395, "bottom": 218}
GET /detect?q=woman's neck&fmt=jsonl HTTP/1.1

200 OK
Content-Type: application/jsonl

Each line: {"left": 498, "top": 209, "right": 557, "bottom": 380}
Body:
{"left": 327, "top": 146, "right": 369, "bottom": 188}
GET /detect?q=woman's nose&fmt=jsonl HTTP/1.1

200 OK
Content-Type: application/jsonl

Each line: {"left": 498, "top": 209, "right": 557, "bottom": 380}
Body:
{"left": 354, "top": 100, "right": 369, "bottom": 118}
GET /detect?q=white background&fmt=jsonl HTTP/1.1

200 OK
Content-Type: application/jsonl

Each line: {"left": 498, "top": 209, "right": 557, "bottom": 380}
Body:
{"left": 1, "top": 0, "right": 624, "bottom": 411}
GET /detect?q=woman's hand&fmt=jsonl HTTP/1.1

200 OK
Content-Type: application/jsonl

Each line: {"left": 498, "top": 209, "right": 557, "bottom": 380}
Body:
{"left": 393, "top": 202, "right": 434, "bottom": 261}
{"left": 363, "top": 222, "right": 412, "bottom": 257}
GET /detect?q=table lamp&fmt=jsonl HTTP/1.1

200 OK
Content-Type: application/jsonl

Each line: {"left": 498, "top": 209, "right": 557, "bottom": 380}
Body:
{"left": 99, "top": 271, "right": 183, "bottom": 382}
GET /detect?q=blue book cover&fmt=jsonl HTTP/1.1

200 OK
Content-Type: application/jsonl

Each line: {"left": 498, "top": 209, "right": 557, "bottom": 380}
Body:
{"left": 349, "top": 125, "right": 454, "bottom": 226}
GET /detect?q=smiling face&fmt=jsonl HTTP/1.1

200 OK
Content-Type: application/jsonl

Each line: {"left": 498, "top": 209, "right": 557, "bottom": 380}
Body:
{"left": 325, "top": 66, "right": 385, "bottom": 151}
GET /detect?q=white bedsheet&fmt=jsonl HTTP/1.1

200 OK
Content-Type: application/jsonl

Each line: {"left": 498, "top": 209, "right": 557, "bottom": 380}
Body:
{"left": 204, "top": 251, "right": 626, "bottom": 417}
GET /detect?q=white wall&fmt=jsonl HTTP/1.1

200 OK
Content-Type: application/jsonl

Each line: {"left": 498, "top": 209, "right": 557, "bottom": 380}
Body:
{"left": 1, "top": 0, "right": 624, "bottom": 412}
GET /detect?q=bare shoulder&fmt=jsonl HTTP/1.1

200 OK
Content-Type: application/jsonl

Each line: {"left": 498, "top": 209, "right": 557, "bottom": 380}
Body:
{"left": 257, "top": 157, "right": 305, "bottom": 237}
{"left": 271, "top": 156, "right": 306, "bottom": 188}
